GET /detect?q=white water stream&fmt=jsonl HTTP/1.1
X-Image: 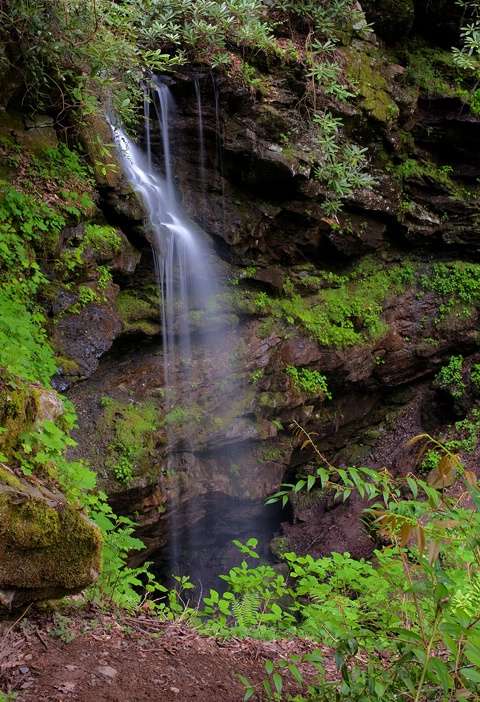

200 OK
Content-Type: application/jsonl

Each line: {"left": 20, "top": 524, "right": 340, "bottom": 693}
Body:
{"left": 111, "top": 81, "right": 220, "bottom": 574}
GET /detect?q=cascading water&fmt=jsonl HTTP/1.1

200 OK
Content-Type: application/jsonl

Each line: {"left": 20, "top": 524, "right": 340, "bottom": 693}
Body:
{"left": 111, "top": 78, "right": 287, "bottom": 591}
{"left": 111, "top": 81, "right": 220, "bottom": 576}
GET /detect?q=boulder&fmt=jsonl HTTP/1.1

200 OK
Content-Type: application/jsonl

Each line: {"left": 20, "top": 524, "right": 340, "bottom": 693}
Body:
{"left": 0, "top": 466, "right": 102, "bottom": 610}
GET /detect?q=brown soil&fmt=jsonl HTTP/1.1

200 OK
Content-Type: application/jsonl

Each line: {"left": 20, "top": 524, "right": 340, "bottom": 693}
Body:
{"left": 1, "top": 604, "right": 338, "bottom": 702}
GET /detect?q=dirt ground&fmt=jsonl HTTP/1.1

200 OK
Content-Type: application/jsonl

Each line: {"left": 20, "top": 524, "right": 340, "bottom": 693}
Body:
{"left": 0, "top": 603, "right": 338, "bottom": 702}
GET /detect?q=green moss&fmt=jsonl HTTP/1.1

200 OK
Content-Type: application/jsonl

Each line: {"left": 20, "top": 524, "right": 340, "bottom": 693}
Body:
{"left": 0, "top": 465, "right": 23, "bottom": 490}
{"left": 403, "top": 38, "right": 457, "bottom": 95}
{"left": 98, "top": 398, "right": 158, "bottom": 484}
{"left": 0, "top": 382, "right": 37, "bottom": 460}
{"left": 116, "top": 289, "right": 160, "bottom": 335}
{"left": 277, "top": 257, "right": 416, "bottom": 348}
{"left": 53, "top": 356, "right": 81, "bottom": 376}
{"left": 394, "top": 158, "right": 457, "bottom": 190}
{"left": 0, "top": 486, "right": 102, "bottom": 592}
{"left": 344, "top": 48, "right": 398, "bottom": 123}
{"left": 0, "top": 495, "right": 60, "bottom": 548}
{"left": 257, "top": 317, "right": 277, "bottom": 338}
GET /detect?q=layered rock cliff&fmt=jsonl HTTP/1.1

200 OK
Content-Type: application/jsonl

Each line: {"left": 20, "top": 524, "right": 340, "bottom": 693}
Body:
{"left": 2, "top": 0, "right": 480, "bottom": 589}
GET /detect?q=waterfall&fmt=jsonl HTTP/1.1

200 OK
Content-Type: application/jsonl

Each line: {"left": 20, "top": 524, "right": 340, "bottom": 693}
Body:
{"left": 111, "top": 82, "right": 219, "bottom": 577}
{"left": 111, "top": 79, "right": 286, "bottom": 591}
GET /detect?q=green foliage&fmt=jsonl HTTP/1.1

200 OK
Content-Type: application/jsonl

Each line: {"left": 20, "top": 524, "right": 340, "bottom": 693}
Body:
{"left": 404, "top": 39, "right": 455, "bottom": 95}
{"left": 85, "top": 494, "right": 161, "bottom": 610}
{"left": 164, "top": 405, "right": 191, "bottom": 426}
{"left": 55, "top": 224, "right": 121, "bottom": 282}
{"left": 116, "top": 0, "right": 275, "bottom": 65}
{"left": 192, "top": 433, "right": 480, "bottom": 702}
{"left": 232, "top": 260, "right": 415, "bottom": 349}
{"left": 435, "top": 355, "right": 466, "bottom": 398}
{"left": 285, "top": 366, "right": 331, "bottom": 399}
{"left": 0, "top": 0, "right": 145, "bottom": 127}
{"left": 198, "top": 538, "right": 293, "bottom": 640}
{"left": 279, "top": 260, "right": 413, "bottom": 348}
{"left": 84, "top": 224, "right": 121, "bottom": 256}
{"left": 0, "top": 291, "right": 57, "bottom": 386}
{"left": 0, "top": 141, "right": 117, "bottom": 381}
{"left": 0, "top": 182, "right": 67, "bottom": 385}
{"left": 0, "top": 158, "right": 151, "bottom": 608}
{"left": 313, "top": 112, "right": 376, "bottom": 216}
{"left": 452, "top": 7, "right": 480, "bottom": 71}
{"left": 275, "top": 0, "right": 369, "bottom": 39}
{"left": 49, "top": 614, "right": 76, "bottom": 643}
{"left": 471, "top": 363, "right": 480, "bottom": 395}
{"left": 29, "top": 144, "right": 94, "bottom": 187}
{"left": 143, "top": 434, "right": 480, "bottom": 701}
{"left": 420, "top": 261, "right": 480, "bottom": 321}
{"left": 394, "top": 157, "right": 455, "bottom": 186}
{"left": 420, "top": 407, "right": 480, "bottom": 476}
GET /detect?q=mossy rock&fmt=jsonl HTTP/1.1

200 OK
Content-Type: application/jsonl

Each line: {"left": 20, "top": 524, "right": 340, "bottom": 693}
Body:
{"left": 270, "top": 536, "right": 290, "bottom": 560}
{"left": 0, "top": 469, "right": 102, "bottom": 610}
{"left": 343, "top": 47, "right": 398, "bottom": 123}
{"left": 362, "top": 0, "right": 415, "bottom": 44}
{"left": 116, "top": 289, "right": 161, "bottom": 336}
{"left": 0, "top": 379, "right": 66, "bottom": 462}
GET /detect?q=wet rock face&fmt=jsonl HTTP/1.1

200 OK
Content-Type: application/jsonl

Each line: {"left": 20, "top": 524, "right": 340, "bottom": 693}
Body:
{"left": 63, "top": 33, "right": 480, "bottom": 565}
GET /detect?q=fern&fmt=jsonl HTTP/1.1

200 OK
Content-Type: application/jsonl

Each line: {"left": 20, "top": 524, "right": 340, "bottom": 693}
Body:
{"left": 450, "top": 575, "right": 480, "bottom": 618}
{"left": 232, "top": 591, "right": 260, "bottom": 628}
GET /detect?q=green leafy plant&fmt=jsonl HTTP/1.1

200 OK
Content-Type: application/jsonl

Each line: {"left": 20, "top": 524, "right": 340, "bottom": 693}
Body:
{"left": 49, "top": 614, "right": 76, "bottom": 644}
{"left": 231, "top": 429, "right": 480, "bottom": 701}
{"left": 285, "top": 366, "right": 331, "bottom": 399}
{"left": 435, "top": 355, "right": 466, "bottom": 398}
{"left": 420, "top": 261, "right": 480, "bottom": 321}
{"left": 471, "top": 363, "right": 480, "bottom": 395}
{"left": 312, "top": 112, "right": 376, "bottom": 217}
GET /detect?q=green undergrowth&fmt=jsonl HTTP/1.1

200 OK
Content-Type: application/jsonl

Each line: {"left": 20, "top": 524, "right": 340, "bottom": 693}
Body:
{"left": 403, "top": 38, "right": 458, "bottom": 96}
{"left": 0, "top": 370, "right": 148, "bottom": 609}
{"left": 403, "top": 31, "right": 480, "bottom": 116}
{"left": 132, "top": 427, "right": 480, "bottom": 702}
{"left": 419, "top": 405, "right": 480, "bottom": 476}
{"left": 5, "top": 423, "right": 478, "bottom": 702}
{"left": 394, "top": 158, "right": 457, "bottom": 188}
{"left": 0, "top": 138, "right": 123, "bottom": 376}
{"left": 0, "top": 137, "right": 151, "bottom": 609}
{"left": 285, "top": 365, "right": 332, "bottom": 399}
